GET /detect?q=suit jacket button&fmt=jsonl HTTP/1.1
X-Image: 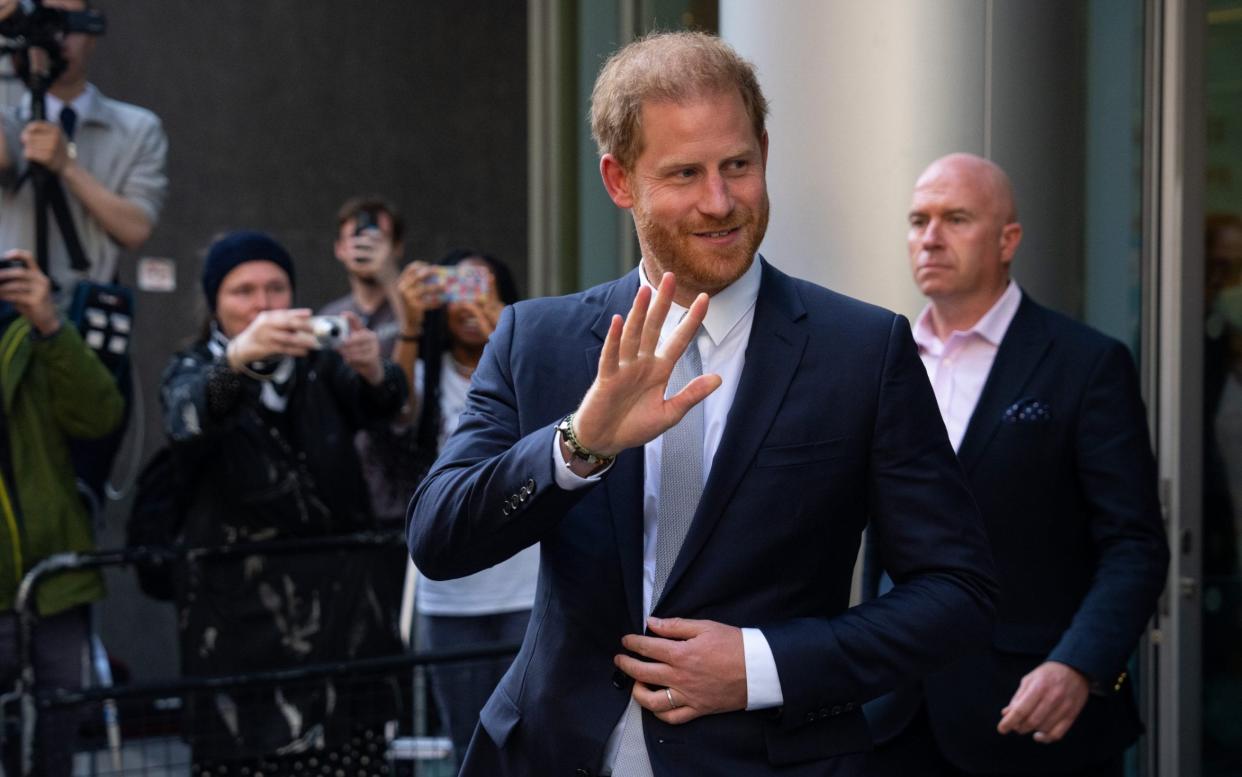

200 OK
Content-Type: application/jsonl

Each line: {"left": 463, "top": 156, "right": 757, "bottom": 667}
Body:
{"left": 575, "top": 769, "right": 592, "bottom": 776}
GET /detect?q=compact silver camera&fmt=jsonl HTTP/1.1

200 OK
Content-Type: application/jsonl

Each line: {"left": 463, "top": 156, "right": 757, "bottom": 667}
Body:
{"left": 310, "top": 315, "right": 350, "bottom": 349}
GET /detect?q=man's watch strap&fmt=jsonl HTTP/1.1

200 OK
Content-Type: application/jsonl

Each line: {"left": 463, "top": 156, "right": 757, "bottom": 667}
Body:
{"left": 556, "top": 413, "right": 616, "bottom": 467}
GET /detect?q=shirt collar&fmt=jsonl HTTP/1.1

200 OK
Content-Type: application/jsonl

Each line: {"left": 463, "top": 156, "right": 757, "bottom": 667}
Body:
{"left": 639, "top": 255, "right": 762, "bottom": 346}
{"left": 913, "top": 280, "right": 1023, "bottom": 350}
{"left": 22, "top": 83, "right": 100, "bottom": 126}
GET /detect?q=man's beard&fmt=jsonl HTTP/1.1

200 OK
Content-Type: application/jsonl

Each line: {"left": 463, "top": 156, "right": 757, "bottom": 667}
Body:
{"left": 634, "top": 193, "right": 769, "bottom": 295}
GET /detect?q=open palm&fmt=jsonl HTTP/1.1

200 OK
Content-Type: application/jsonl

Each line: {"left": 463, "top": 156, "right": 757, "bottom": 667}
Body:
{"left": 571, "top": 272, "right": 722, "bottom": 457}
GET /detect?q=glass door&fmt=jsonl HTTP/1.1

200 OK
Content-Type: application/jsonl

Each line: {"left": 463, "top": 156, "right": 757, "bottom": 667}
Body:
{"left": 1201, "top": 3, "right": 1242, "bottom": 774}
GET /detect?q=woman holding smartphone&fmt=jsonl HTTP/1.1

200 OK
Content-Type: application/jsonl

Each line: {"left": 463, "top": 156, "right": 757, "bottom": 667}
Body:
{"left": 393, "top": 248, "right": 537, "bottom": 767}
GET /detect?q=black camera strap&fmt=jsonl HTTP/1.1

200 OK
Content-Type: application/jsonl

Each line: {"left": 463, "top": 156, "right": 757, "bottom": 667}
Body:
{"left": 44, "top": 174, "right": 90, "bottom": 272}
{"left": 13, "top": 168, "right": 91, "bottom": 274}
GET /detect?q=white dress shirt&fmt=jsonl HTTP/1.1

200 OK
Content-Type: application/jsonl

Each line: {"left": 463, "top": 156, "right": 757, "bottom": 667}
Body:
{"left": 912, "top": 281, "right": 1022, "bottom": 451}
{"left": 551, "top": 258, "right": 784, "bottom": 769}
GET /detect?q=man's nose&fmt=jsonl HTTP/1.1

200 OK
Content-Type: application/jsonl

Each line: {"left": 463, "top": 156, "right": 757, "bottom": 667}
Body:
{"left": 698, "top": 173, "right": 734, "bottom": 220}
{"left": 921, "top": 219, "right": 943, "bottom": 247}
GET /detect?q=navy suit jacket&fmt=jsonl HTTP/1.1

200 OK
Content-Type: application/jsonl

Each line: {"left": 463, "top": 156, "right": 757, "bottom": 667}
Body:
{"left": 864, "top": 294, "right": 1170, "bottom": 773}
{"left": 409, "top": 260, "right": 998, "bottom": 776}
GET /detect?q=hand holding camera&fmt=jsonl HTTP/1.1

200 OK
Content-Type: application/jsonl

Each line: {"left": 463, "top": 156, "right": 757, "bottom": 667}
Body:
{"left": 0, "top": 249, "right": 59, "bottom": 335}
{"left": 333, "top": 310, "right": 384, "bottom": 386}
{"left": 20, "top": 120, "right": 72, "bottom": 174}
{"left": 343, "top": 209, "right": 397, "bottom": 276}
{"left": 225, "top": 308, "right": 318, "bottom": 369}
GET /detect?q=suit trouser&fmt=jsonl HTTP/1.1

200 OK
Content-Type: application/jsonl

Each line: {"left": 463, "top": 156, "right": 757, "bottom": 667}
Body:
{"left": 0, "top": 605, "right": 89, "bottom": 777}
{"left": 418, "top": 609, "right": 531, "bottom": 766}
{"left": 863, "top": 703, "right": 1124, "bottom": 777}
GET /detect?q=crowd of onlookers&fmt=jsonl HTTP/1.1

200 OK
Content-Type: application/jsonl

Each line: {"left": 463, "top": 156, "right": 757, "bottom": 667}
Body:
{"left": 0, "top": 1, "right": 527, "bottom": 774}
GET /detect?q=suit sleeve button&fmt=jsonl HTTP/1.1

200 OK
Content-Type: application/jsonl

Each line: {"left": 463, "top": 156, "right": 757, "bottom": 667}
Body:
{"left": 831, "top": 705, "right": 842, "bottom": 716}
{"left": 805, "top": 712, "right": 815, "bottom": 722}
{"left": 502, "top": 505, "right": 511, "bottom": 516}
{"left": 611, "top": 670, "right": 628, "bottom": 689}
{"left": 527, "top": 478, "right": 536, "bottom": 490}
{"left": 575, "top": 769, "right": 592, "bottom": 776}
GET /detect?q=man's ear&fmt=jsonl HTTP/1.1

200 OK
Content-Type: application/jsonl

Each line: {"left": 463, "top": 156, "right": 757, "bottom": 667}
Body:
{"left": 600, "top": 153, "right": 634, "bottom": 209}
{"left": 999, "top": 222, "right": 1023, "bottom": 267}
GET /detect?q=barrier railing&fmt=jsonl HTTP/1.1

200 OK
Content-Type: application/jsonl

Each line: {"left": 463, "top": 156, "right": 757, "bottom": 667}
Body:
{"left": 1, "top": 533, "right": 518, "bottom": 776}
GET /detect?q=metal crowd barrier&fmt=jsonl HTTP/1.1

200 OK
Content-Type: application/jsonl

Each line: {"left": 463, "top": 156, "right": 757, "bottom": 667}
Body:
{"left": 1, "top": 532, "right": 519, "bottom": 777}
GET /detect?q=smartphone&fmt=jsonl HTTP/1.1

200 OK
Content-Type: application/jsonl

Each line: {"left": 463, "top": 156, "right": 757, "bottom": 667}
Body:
{"left": 353, "top": 209, "right": 380, "bottom": 236}
{"left": 431, "top": 265, "right": 491, "bottom": 303}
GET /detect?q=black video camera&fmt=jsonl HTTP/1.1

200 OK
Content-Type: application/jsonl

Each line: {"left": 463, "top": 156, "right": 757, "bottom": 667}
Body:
{"left": 0, "top": 0, "right": 106, "bottom": 87}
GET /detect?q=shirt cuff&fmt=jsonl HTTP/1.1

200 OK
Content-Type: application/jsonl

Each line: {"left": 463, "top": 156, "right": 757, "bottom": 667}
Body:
{"left": 550, "top": 429, "right": 611, "bottom": 490}
{"left": 742, "top": 627, "right": 784, "bottom": 710}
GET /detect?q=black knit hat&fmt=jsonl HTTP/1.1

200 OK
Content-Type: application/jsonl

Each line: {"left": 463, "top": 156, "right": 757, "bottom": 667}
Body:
{"left": 201, "top": 231, "right": 296, "bottom": 310}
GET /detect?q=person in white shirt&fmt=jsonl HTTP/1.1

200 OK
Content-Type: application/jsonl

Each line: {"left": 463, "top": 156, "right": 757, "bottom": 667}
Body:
{"left": 0, "top": 0, "right": 168, "bottom": 293}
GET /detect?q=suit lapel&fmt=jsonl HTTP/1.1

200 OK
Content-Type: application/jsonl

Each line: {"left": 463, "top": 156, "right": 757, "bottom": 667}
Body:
{"left": 655, "top": 261, "right": 808, "bottom": 611}
{"left": 588, "top": 270, "right": 646, "bottom": 631}
{"left": 956, "top": 295, "right": 1053, "bottom": 474}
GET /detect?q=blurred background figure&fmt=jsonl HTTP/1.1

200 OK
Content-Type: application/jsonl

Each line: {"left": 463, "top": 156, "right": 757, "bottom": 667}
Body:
{"left": 1202, "top": 213, "right": 1242, "bottom": 765}
{"left": 0, "top": 248, "right": 122, "bottom": 777}
{"left": 160, "top": 231, "right": 407, "bottom": 774}
{"left": 320, "top": 195, "right": 424, "bottom": 528}
{"left": 396, "top": 248, "right": 537, "bottom": 768}
{"left": 0, "top": 0, "right": 168, "bottom": 293}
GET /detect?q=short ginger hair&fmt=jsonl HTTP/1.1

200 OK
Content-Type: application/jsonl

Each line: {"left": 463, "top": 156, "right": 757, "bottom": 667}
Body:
{"left": 589, "top": 31, "right": 769, "bottom": 169}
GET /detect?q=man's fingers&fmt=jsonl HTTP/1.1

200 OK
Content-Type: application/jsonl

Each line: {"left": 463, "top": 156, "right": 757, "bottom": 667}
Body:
{"left": 1033, "top": 715, "right": 1074, "bottom": 744}
{"left": 655, "top": 292, "right": 709, "bottom": 361}
{"left": 620, "top": 633, "right": 682, "bottom": 665}
{"left": 665, "top": 374, "right": 722, "bottom": 420}
{"left": 614, "top": 654, "right": 674, "bottom": 688}
{"left": 619, "top": 285, "right": 651, "bottom": 360}
{"left": 997, "top": 690, "right": 1034, "bottom": 734}
{"left": 631, "top": 683, "right": 701, "bottom": 725}
{"left": 598, "top": 315, "right": 623, "bottom": 379}
{"left": 646, "top": 616, "right": 710, "bottom": 641}
{"left": 639, "top": 272, "right": 677, "bottom": 356}
{"left": 651, "top": 705, "right": 701, "bottom": 725}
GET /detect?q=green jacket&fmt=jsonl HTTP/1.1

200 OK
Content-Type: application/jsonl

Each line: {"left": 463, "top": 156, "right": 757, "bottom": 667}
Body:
{"left": 0, "top": 317, "right": 123, "bottom": 615}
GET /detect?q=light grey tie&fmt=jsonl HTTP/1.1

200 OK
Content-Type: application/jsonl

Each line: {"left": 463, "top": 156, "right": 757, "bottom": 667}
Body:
{"left": 612, "top": 333, "right": 704, "bottom": 777}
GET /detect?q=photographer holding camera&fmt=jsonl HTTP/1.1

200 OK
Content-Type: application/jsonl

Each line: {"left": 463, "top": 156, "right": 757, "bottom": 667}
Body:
{"left": 320, "top": 196, "right": 423, "bottom": 526}
{"left": 0, "top": 248, "right": 122, "bottom": 777}
{"left": 160, "top": 231, "right": 407, "bottom": 770}
{"left": 391, "top": 247, "right": 534, "bottom": 767}
{"left": 0, "top": 0, "right": 167, "bottom": 293}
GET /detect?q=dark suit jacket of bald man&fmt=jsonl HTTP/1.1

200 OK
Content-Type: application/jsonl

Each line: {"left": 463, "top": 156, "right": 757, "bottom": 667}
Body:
{"left": 864, "top": 294, "right": 1170, "bottom": 774}
{"left": 408, "top": 259, "right": 998, "bottom": 776}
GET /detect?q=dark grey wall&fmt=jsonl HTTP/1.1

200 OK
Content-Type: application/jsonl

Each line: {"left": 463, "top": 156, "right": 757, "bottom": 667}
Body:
{"left": 84, "top": 1, "right": 527, "bottom": 681}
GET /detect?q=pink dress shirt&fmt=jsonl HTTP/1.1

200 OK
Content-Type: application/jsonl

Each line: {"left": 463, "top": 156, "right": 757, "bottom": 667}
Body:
{"left": 912, "top": 282, "right": 1023, "bottom": 452}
